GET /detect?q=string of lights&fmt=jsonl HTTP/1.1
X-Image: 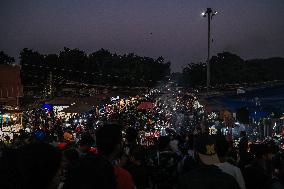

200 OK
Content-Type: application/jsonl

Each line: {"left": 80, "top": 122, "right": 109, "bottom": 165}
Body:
{"left": 22, "top": 63, "right": 158, "bottom": 83}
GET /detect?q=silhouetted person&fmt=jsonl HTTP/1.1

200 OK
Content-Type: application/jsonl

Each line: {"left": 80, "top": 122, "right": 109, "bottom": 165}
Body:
{"left": 96, "top": 124, "right": 135, "bottom": 189}
{"left": 178, "top": 133, "right": 198, "bottom": 174}
{"left": 58, "top": 148, "right": 80, "bottom": 188}
{"left": 151, "top": 136, "right": 180, "bottom": 189}
{"left": 17, "top": 142, "right": 62, "bottom": 189}
{"left": 243, "top": 143, "right": 284, "bottom": 189}
{"left": 215, "top": 134, "right": 246, "bottom": 189}
{"left": 124, "top": 127, "right": 139, "bottom": 156}
{"left": 78, "top": 133, "right": 95, "bottom": 157}
{"left": 63, "top": 155, "right": 116, "bottom": 189}
{"left": 0, "top": 148, "right": 20, "bottom": 189}
{"left": 124, "top": 146, "right": 150, "bottom": 189}
{"left": 178, "top": 135, "right": 240, "bottom": 189}
{"left": 273, "top": 153, "right": 284, "bottom": 187}
{"left": 238, "top": 131, "right": 250, "bottom": 170}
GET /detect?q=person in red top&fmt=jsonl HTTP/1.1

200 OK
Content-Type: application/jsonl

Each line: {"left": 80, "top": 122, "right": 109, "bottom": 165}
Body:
{"left": 96, "top": 124, "right": 135, "bottom": 189}
{"left": 114, "top": 165, "right": 135, "bottom": 189}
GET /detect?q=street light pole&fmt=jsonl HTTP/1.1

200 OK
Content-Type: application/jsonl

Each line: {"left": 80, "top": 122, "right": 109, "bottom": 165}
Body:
{"left": 202, "top": 8, "right": 217, "bottom": 94}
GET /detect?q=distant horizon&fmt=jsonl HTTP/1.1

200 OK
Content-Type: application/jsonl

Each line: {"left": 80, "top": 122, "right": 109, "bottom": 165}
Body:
{"left": 3, "top": 47, "right": 284, "bottom": 73}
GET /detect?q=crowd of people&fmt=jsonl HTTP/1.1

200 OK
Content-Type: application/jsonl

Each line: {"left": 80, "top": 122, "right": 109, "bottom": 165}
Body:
{"left": 1, "top": 86, "right": 284, "bottom": 189}
{"left": 1, "top": 123, "right": 284, "bottom": 189}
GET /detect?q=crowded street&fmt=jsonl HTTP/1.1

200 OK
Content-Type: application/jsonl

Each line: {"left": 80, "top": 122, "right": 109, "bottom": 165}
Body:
{"left": 1, "top": 81, "right": 284, "bottom": 189}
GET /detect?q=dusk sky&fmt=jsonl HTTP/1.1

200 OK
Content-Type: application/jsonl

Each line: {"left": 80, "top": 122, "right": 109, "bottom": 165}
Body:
{"left": 1, "top": 0, "right": 284, "bottom": 72}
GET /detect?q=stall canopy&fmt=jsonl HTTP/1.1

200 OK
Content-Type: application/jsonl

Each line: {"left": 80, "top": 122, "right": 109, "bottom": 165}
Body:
{"left": 62, "top": 103, "right": 94, "bottom": 114}
{"left": 45, "top": 96, "right": 101, "bottom": 106}
{"left": 45, "top": 97, "right": 78, "bottom": 106}
{"left": 137, "top": 102, "right": 155, "bottom": 110}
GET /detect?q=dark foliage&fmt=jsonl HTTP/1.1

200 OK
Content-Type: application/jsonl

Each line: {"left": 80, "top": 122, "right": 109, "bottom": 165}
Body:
{"left": 0, "top": 51, "right": 15, "bottom": 65}
{"left": 20, "top": 48, "right": 171, "bottom": 95}
{"left": 182, "top": 52, "right": 284, "bottom": 87}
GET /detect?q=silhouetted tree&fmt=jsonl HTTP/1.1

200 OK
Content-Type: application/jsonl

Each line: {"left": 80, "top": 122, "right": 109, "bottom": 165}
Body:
{"left": 20, "top": 48, "right": 46, "bottom": 96}
{"left": 0, "top": 51, "right": 15, "bottom": 65}
{"left": 182, "top": 51, "right": 284, "bottom": 87}
{"left": 20, "top": 47, "right": 171, "bottom": 96}
{"left": 182, "top": 62, "right": 206, "bottom": 87}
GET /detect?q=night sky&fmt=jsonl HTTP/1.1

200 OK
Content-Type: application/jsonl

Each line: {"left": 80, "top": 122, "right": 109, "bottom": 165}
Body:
{"left": 1, "top": 0, "right": 284, "bottom": 72}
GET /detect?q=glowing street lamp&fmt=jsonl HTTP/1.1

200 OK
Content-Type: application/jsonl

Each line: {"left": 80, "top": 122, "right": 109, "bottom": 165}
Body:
{"left": 202, "top": 8, "right": 217, "bottom": 93}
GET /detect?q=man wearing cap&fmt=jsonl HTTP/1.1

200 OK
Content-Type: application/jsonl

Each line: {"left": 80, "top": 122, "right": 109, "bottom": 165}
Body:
{"left": 178, "top": 135, "right": 240, "bottom": 189}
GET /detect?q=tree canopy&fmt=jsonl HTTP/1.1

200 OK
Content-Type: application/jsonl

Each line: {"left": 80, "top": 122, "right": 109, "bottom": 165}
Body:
{"left": 181, "top": 52, "right": 284, "bottom": 87}
{"left": 20, "top": 47, "right": 171, "bottom": 96}
{"left": 0, "top": 51, "right": 15, "bottom": 65}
